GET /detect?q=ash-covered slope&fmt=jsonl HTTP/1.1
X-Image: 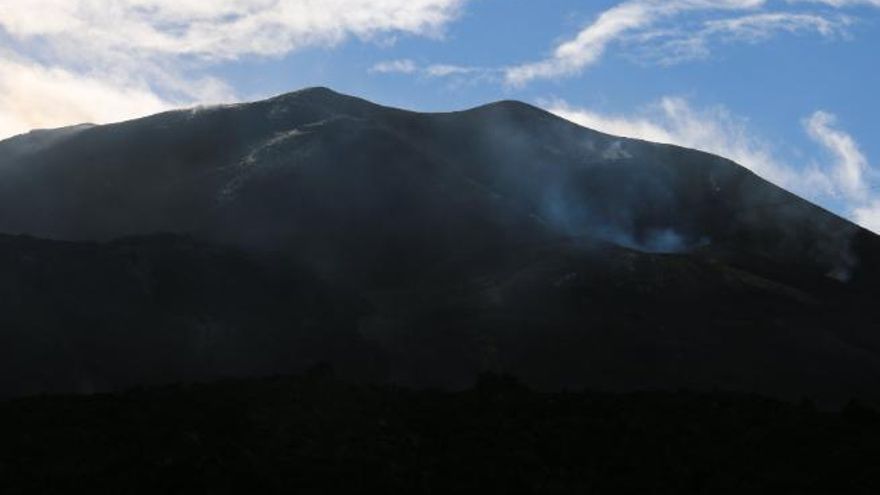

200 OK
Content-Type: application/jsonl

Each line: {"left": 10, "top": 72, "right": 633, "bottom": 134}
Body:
{"left": 1, "top": 87, "right": 879, "bottom": 403}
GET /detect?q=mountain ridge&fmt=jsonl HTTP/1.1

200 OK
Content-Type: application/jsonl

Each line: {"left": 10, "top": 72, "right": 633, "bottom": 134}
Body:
{"left": 1, "top": 87, "right": 879, "bottom": 403}
{"left": 0, "top": 87, "right": 867, "bottom": 244}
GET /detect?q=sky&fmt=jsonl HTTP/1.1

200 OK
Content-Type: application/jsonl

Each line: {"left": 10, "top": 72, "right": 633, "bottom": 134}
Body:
{"left": 1, "top": 0, "right": 879, "bottom": 231}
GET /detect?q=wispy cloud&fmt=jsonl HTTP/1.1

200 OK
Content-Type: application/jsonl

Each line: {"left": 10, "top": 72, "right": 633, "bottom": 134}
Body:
{"left": 372, "top": 1, "right": 816, "bottom": 86}
{"left": 367, "top": 0, "right": 871, "bottom": 87}
{"left": 789, "top": 0, "right": 880, "bottom": 7}
{"left": 0, "top": 0, "right": 468, "bottom": 138}
{"left": 706, "top": 11, "right": 849, "bottom": 39}
{"left": 370, "top": 59, "right": 420, "bottom": 74}
{"left": 631, "top": 12, "right": 852, "bottom": 65}
{"left": 804, "top": 111, "right": 871, "bottom": 202}
{"left": 544, "top": 98, "right": 878, "bottom": 232}
{"left": 504, "top": 0, "right": 768, "bottom": 86}
{"left": 370, "top": 59, "right": 494, "bottom": 80}
{"left": 802, "top": 110, "right": 880, "bottom": 231}
{"left": 424, "top": 64, "right": 482, "bottom": 77}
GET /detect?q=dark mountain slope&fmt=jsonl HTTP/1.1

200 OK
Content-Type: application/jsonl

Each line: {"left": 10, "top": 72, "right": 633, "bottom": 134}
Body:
{"left": 1, "top": 87, "right": 879, "bottom": 402}
{"left": 0, "top": 231, "right": 878, "bottom": 404}
{"left": 0, "top": 234, "right": 374, "bottom": 398}
{"left": 0, "top": 88, "right": 871, "bottom": 283}
{"left": 0, "top": 123, "right": 95, "bottom": 161}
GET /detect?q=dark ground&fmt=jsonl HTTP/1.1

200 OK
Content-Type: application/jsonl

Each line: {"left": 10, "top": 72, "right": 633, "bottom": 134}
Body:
{"left": 2, "top": 370, "right": 879, "bottom": 494}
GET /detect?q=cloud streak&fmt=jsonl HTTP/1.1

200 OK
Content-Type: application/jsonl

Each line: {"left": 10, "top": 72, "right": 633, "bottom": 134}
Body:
{"left": 504, "top": 0, "right": 768, "bottom": 86}
{"left": 369, "top": 59, "right": 492, "bottom": 80}
{"left": 367, "top": 0, "right": 868, "bottom": 88}
{"left": 805, "top": 110, "right": 871, "bottom": 202}
{"left": 630, "top": 12, "right": 852, "bottom": 65}
{"left": 803, "top": 111, "right": 880, "bottom": 232}
{"left": 370, "top": 59, "right": 420, "bottom": 74}
{"left": 790, "top": 0, "right": 880, "bottom": 6}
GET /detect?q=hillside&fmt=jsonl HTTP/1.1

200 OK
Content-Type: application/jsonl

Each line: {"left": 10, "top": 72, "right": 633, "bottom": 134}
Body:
{"left": 0, "top": 88, "right": 879, "bottom": 403}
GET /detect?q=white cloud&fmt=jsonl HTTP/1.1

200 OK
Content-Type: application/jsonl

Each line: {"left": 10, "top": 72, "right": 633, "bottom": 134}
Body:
{"left": 0, "top": 52, "right": 236, "bottom": 138}
{"left": 370, "top": 59, "right": 419, "bottom": 74}
{"left": 0, "top": 0, "right": 466, "bottom": 61}
{"left": 351, "top": 2, "right": 855, "bottom": 90}
{"left": 0, "top": 54, "right": 173, "bottom": 138}
{"left": 370, "top": 59, "right": 491, "bottom": 79}
{"left": 424, "top": 64, "right": 480, "bottom": 77}
{"left": 705, "top": 12, "right": 849, "bottom": 39}
{"left": 633, "top": 12, "right": 851, "bottom": 65}
{"left": 0, "top": 0, "right": 467, "bottom": 139}
{"left": 853, "top": 201, "right": 880, "bottom": 232}
{"left": 504, "top": 0, "right": 767, "bottom": 86}
{"left": 789, "top": 0, "right": 880, "bottom": 7}
{"left": 804, "top": 110, "right": 870, "bottom": 202}
{"left": 545, "top": 98, "right": 879, "bottom": 232}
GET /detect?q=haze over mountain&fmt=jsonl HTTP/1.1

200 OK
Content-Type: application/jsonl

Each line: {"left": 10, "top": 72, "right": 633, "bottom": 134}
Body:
{"left": 1, "top": 87, "right": 879, "bottom": 404}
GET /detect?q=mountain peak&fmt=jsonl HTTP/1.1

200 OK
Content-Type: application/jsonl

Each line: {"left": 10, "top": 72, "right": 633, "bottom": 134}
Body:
{"left": 469, "top": 99, "right": 541, "bottom": 112}
{"left": 260, "top": 86, "right": 388, "bottom": 119}
{"left": 458, "top": 98, "right": 580, "bottom": 129}
{"left": 267, "top": 86, "right": 354, "bottom": 105}
{"left": 284, "top": 86, "right": 339, "bottom": 98}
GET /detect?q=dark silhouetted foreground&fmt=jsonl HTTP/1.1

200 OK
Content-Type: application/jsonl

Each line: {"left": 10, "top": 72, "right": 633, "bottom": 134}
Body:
{"left": 2, "top": 372, "right": 879, "bottom": 494}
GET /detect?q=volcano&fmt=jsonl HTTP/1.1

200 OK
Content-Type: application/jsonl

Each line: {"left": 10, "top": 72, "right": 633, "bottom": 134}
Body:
{"left": 1, "top": 87, "right": 879, "bottom": 404}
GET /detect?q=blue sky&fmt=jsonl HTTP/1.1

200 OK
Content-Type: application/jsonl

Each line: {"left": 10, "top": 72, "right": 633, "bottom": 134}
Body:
{"left": 1, "top": 0, "right": 879, "bottom": 230}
